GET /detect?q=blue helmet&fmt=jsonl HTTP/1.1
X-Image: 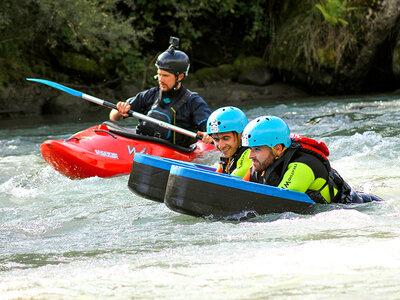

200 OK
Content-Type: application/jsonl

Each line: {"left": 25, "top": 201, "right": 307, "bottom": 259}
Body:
{"left": 241, "top": 116, "right": 291, "bottom": 148}
{"left": 206, "top": 106, "right": 248, "bottom": 134}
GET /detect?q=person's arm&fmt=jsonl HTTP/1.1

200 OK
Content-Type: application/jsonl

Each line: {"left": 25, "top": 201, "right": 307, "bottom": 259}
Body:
{"left": 197, "top": 131, "right": 214, "bottom": 144}
{"left": 230, "top": 148, "right": 252, "bottom": 178}
{"left": 109, "top": 89, "right": 152, "bottom": 122}
{"left": 109, "top": 101, "right": 131, "bottom": 121}
{"left": 190, "top": 95, "right": 212, "bottom": 128}
{"left": 277, "top": 162, "right": 315, "bottom": 192}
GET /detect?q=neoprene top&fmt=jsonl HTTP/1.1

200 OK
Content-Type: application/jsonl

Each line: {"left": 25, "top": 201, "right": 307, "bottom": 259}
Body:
{"left": 217, "top": 147, "right": 252, "bottom": 178}
{"left": 248, "top": 149, "right": 336, "bottom": 203}
{"left": 126, "top": 86, "right": 211, "bottom": 147}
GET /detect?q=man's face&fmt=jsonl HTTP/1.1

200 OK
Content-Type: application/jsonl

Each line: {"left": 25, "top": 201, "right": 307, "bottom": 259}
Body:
{"left": 157, "top": 69, "right": 177, "bottom": 92}
{"left": 248, "top": 145, "right": 275, "bottom": 172}
{"left": 212, "top": 132, "right": 239, "bottom": 158}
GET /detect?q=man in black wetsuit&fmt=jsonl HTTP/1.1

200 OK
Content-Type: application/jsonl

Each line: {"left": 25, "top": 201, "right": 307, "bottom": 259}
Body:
{"left": 242, "top": 115, "right": 382, "bottom": 204}
{"left": 110, "top": 37, "right": 211, "bottom": 148}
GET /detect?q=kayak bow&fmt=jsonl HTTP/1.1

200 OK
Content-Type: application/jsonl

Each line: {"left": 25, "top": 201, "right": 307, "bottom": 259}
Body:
{"left": 41, "top": 122, "right": 215, "bottom": 179}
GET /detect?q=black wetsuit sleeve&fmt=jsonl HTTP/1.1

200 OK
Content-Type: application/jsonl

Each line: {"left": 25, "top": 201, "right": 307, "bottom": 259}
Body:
{"left": 190, "top": 95, "right": 211, "bottom": 127}
{"left": 198, "top": 120, "right": 207, "bottom": 132}
{"left": 126, "top": 88, "right": 158, "bottom": 114}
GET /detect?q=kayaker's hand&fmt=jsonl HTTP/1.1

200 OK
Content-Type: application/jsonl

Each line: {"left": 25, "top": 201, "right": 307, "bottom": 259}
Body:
{"left": 116, "top": 102, "right": 131, "bottom": 118}
{"left": 198, "top": 132, "right": 214, "bottom": 144}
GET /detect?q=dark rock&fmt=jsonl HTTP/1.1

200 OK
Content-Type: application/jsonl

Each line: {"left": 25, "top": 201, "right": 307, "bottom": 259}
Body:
{"left": 238, "top": 65, "right": 273, "bottom": 86}
{"left": 185, "top": 81, "right": 308, "bottom": 109}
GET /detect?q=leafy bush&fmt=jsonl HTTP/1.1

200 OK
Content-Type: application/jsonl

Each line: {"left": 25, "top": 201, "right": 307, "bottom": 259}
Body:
{"left": 267, "top": 0, "right": 371, "bottom": 73}
{"left": 0, "top": 0, "right": 381, "bottom": 92}
{"left": 0, "top": 0, "right": 151, "bottom": 87}
{"left": 0, "top": 0, "right": 272, "bottom": 90}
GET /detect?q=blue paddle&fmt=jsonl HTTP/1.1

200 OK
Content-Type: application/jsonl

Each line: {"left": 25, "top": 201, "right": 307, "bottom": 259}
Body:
{"left": 27, "top": 78, "right": 202, "bottom": 140}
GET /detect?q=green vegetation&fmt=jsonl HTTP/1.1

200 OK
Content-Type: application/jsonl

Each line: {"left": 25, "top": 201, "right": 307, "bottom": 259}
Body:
{"left": 0, "top": 0, "right": 270, "bottom": 90}
{"left": 0, "top": 0, "right": 387, "bottom": 91}
{"left": 267, "top": 1, "right": 375, "bottom": 73}
{"left": 315, "top": 0, "right": 357, "bottom": 26}
{"left": 0, "top": 0, "right": 145, "bottom": 89}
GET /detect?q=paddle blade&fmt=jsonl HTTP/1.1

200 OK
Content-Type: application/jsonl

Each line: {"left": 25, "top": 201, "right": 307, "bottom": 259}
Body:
{"left": 26, "top": 78, "right": 83, "bottom": 98}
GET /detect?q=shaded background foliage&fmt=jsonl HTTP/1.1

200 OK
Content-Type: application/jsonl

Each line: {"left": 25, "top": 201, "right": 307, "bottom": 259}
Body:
{"left": 267, "top": 0, "right": 381, "bottom": 91}
{"left": 0, "top": 0, "right": 398, "bottom": 96}
{"left": 0, "top": 0, "right": 271, "bottom": 89}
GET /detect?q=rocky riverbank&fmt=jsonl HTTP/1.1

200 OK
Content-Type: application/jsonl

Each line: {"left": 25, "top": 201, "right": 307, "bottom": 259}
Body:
{"left": 3, "top": 0, "right": 400, "bottom": 121}
{"left": 0, "top": 77, "right": 311, "bottom": 120}
{"left": 185, "top": 81, "right": 309, "bottom": 108}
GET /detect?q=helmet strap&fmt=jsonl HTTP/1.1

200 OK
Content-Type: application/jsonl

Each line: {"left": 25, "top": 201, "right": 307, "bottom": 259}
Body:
{"left": 272, "top": 145, "right": 287, "bottom": 160}
{"left": 272, "top": 147, "right": 279, "bottom": 160}
{"left": 224, "top": 157, "right": 232, "bottom": 173}
{"left": 173, "top": 73, "right": 184, "bottom": 90}
{"left": 173, "top": 76, "right": 180, "bottom": 90}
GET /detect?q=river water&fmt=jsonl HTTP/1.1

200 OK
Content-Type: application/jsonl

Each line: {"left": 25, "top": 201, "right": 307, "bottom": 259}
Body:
{"left": 1, "top": 95, "right": 400, "bottom": 299}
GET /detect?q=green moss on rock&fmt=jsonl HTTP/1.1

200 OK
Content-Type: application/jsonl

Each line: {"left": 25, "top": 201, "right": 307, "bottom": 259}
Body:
{"left": 234, "top": 56, "right": 267, "bottom": 71}
{"left": 58, "top": 52, "right": 107, "bottom": 79}
{"left": 192, "top": 64, "right": 237, "bottom": 82}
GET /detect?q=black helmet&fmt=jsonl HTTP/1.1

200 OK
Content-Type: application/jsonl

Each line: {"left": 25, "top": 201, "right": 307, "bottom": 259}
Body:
{"left": 155, "top": 37, "right": 190, "bottom": 76}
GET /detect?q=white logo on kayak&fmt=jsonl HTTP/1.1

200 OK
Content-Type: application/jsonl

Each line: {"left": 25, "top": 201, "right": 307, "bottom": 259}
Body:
{"left": 94, "top": 149, "right": 119, "bottom": 159}
{"left": 128, "top": 146, "right": 147, "bottom": 155}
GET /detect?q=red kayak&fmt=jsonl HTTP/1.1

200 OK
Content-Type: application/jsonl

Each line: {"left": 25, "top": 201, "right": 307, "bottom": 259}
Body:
{"left": 40, "top": 121, "right": 216, "bottom": 179}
